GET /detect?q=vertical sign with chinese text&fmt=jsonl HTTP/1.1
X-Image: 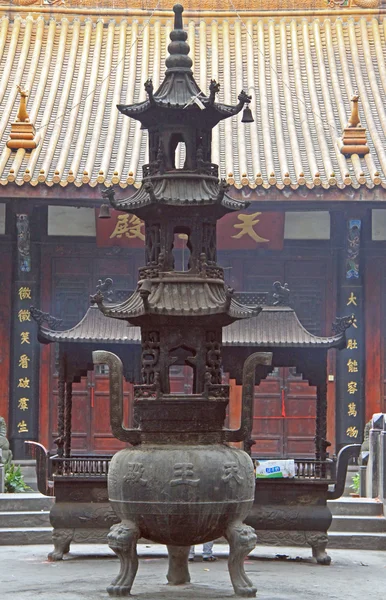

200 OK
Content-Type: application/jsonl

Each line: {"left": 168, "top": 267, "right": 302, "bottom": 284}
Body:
{"left": 10, "top": 214, "right": 40, "bottom": 458}
{"left": 336, "top": 219, "right": 364, "bottom": 448}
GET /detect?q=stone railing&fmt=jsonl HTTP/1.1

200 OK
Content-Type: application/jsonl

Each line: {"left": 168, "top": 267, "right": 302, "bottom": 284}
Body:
{"left": 360, "top": 413, "right": 386, "bottom": 509}
{"left": 51, "top": 455, "right": 112, "bottom": 477}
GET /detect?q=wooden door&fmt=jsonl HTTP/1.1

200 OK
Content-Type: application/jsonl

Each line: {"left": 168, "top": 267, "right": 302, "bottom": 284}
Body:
{"left": 0, "top": 245, "right": 11, "bottom": 422}
{"left": 252, "top": 368, "right": 316, "bottom": 458}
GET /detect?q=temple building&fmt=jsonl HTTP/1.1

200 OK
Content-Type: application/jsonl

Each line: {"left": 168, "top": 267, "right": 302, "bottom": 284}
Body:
{"left": 0, "top": 0, "right": 386, "bottom": 458}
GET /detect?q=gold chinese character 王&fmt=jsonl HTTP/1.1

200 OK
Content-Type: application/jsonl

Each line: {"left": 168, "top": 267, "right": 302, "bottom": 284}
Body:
{"left": 17, "top": 377, "right": 30, "bottom": 388}
{"left": 18, "top": 354, "right": 30, "bottom": 369}
{"left": 20, "top": 331, "right": 30, "bottom": 345}
{"left": 347, "top": 359, "right": 359, "bottom": 373}
{"left": 18, "top": 286, "right": 32, "bottom": 300}
{"left": 347, "top": 339, "right": 358, "bottom": 350}
{"left": 18, "top": 309, "right": 31, "bottom": 323}
{"left": 347, "top": 381, "right": 358, "bottom": 395}
{"left": 347, "top": 292, "right": 357, "bottom": 306}
{"left": 17, "top": 420, "right": 28, "bottom": 433}
{"left": 346, "top": 426, "right": 358, "bottom": 438}
{"left": 18, "top": 397, "right": 29, "bottom": 411}
{"left": 231, "top": 212, "right": 269, "bottom": 243}
{"left": 110, "top": 214, "right": 145, "bottom": 241}
{"left": 348, "top": 402, "right": 357, "bottom": 417}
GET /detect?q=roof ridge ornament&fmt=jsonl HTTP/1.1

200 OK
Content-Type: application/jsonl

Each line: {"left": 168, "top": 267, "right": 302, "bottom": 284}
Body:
{"left": 339, "top": 93, "right": 369, "bottom": 157}
{"left": 7, "top": 85, "right": 37, "bottom": 151}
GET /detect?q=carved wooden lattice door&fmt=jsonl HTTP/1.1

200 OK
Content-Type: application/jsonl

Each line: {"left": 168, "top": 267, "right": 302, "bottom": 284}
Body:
{"left": 48, "top": 251, "right": 139, "bottom": 454}
{"left": 226, "top": 255, "right": 330, "bottom": 458}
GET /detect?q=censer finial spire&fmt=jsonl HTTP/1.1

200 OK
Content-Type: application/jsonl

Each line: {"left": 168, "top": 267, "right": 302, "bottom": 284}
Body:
{"left": 165, "top": 4, "right": 192, "bottom": 72}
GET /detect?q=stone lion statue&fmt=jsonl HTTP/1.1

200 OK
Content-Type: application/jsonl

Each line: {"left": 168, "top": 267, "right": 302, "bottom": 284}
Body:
{"left": 0, "top": 417, "right": 12, "bottom": 465}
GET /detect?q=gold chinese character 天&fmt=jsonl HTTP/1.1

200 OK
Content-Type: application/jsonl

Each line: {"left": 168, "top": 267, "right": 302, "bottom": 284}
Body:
{"left": 231, "top": 212, "right": 269, "bottom": 243}
{"left": 20, "top": 331, "right": 30, "bottom": 345}
{"left": 18, "top": 354, "right": 30, "bottom": 369}
{"left": 18, "top": 309, "right": 31, "bottom": 322}
{"left": 347, "top": 359, "right": 359, "bottom": 373}
{"left": 347, "top": 339, "right": 358, "bottom": 350}
{"left": 346, "top": 426, "right": 359, "bottom": 438}
{"left": 110, "top": 214, "right": 145, "bottom": 241}
{"left": 347, "top": 381, "right": 358, "bottom": 395}
{"left": 18, "top": 286, "right": 32, "bottom": 300}
{"left": 17, "top": 377, "right": 30, "bottom": 388}
{"left": 347, "top": 292, "right": 357, "bottom": 306}
{"left": 17, "top": 420, "right": 28, "bottom": 433}
{"left": 348, "top": 402, "right": 357, "bottom": 417}
{"left": 18, "top": 397, "right": 29, "bottom": 411}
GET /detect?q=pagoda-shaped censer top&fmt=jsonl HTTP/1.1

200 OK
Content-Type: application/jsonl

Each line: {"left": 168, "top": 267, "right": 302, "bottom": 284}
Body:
{"left": 93, "top": 4, "right": 261, "bottom": 408}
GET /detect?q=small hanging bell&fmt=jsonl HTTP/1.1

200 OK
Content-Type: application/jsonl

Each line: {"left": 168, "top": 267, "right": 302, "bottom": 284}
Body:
{"left": 241, "top": 104, "right": 254, "bottom": 124}
{"left": 99, "top": 204, "right": 111, "bottom": 219}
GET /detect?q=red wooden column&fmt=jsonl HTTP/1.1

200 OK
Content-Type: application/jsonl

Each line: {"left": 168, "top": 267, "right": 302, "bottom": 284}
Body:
{"left": 364, "top": 253, "right": 382, "bottom": 419}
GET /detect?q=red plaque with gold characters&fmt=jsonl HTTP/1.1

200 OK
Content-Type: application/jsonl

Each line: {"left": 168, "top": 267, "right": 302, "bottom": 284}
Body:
{"left": 217, "top": 208, "right": 284, "bottom": 251}
{"left": 96, "top": 207, "right": 284, "bottom": 250}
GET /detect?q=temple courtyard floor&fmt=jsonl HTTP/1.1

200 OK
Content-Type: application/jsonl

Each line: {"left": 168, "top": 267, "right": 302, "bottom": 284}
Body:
{"left": 0, "top": 543, "right": 384, "bottom": 600}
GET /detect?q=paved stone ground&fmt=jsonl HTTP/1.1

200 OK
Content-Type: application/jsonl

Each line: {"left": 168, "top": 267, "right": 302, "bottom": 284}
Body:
{"left": 0, "top": 544, "right": 384, "bottom": 600}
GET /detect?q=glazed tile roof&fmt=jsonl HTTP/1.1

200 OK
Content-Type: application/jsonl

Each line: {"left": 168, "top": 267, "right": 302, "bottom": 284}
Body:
{"left": 37, "top": 305, "right": 141, "bottom": 344}
{"left": 1, "top": 12, "right": 386, "bottom": 190}
{"left": 36, "top": 302, "right": 344, "bottom": 349}
{"left": 223, "top": 306, "right": 346, "bottom": 348}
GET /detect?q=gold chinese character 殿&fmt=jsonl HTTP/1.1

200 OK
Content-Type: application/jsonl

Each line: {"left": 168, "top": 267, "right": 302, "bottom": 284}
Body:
{"left": 347, "top": 339, "right": 358, "bottom": 350}
{"left": 348, "top": 402, "right": 357, "bottom": 417}
{"left": 347, "top": 381, "right": 358, "bottom": 395}
{"left": 231, "top": 212, "right": 269, "bottom": 243}
{"left": 346, "top": 426, "right": 358, "bottom": 438}
{"left": 347, "top": 292, "right": 357, "bottom": 306}
{"left": 18, "top": 397, "right": 29, "bottom": 411}
{"left": 17, "top": 420, "right": 28, "bottom": 433}
{"left": 347, "top": 359, "right": 359, "bottom": 373}
{"left": 20, "top": 331, "right": 30, "bottom": 345}
{"left": 110, "top": 214, "right": 145, "bottom": 241}
{"left": 17, "top": 377, "right": 30, "bottom": 388}
{"left": 18, "top": 286, "right": 31, "bottom": 300}
{"left": 18, "top": 309, "right": 31, "bottom": 322}
{"left": 18, "top": 354, "right": 30, "bottom": 369}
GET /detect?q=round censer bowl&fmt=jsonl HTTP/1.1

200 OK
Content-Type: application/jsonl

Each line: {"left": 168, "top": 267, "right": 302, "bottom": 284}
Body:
{"left": 108, "top": 443, "right": 255, "bottom": 545}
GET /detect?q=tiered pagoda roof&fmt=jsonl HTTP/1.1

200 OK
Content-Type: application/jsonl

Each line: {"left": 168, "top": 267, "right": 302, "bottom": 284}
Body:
{"left": 0, "top": 4, "right": 385, "bottom": 194}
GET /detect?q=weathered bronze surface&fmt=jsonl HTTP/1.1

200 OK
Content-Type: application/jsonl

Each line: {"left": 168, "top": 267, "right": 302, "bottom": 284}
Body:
{"left": 92, "top": 4, "right": 266, "bottom": 597}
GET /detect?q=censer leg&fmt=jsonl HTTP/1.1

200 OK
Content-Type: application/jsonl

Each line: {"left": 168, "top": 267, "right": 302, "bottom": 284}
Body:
{"left": 107, "top": 521, "right": 140, "bottom": 597}
{"left": 225, "top": 522, "right": 257, "bottom": 598}
{"left": 166, "top": 545, "right": 191, "bottom": 585}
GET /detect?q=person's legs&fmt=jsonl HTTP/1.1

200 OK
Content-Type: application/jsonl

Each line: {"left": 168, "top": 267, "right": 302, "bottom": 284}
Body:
{"left": 203, "top": 541, "right": 216, "bottom": 560}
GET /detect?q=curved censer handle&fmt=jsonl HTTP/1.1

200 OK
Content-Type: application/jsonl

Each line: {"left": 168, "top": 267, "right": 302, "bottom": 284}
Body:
{"left": 224, "top": 352, "right": 273, "bottom": 443}
{"left": 92, "top": 350, "right": 141, "bottom": 445}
